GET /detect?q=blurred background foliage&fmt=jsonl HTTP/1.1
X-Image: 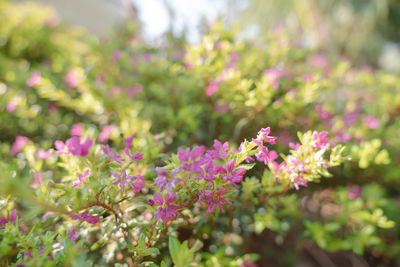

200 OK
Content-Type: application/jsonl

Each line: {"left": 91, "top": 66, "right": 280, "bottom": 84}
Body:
{"left": 1, "top": 0, "right": 400, "bottom": 266}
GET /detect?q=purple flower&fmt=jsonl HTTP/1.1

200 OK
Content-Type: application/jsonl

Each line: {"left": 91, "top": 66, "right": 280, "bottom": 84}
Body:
{"left": 288, "top": 156, "right": 306, "bottom": 173}
{"left": 255, "top": 147, "right": 278, "bottom": 165}
{"left": 27, "top": 71, "right": 41, "bottom": 87}
{"left": 111, "top": 169, "right": 145, "bottom": 193}
{"left": 153, "top": 192, "right": 182, "bottom": 223}
{"left": 70, "top": 210, "right": 99, "bottom": 225}
{"left": 200, "top": 188, "right": 232, "bottom": 214}
{"left": 10, "top": 136, "right": 29, "bottom": 156}
{"left": 102, "top": 144, "right": 111, "bottom": 155}
{"left": 124, "top": 136, "right": 133, "bottom": 149}
{"left": 347, "top": 185, "right": 362, "bottom": 200}
{"left": 153, "top": 167, "right": 183, "bottom": 191}
{"left": 68, "top": 226, "right": 79, "bottom": 242}
{"left": 207, "top": 140, "right": 229, "bottom": 159}
{"left": 110, "top": 152, "right": 125, "bottom": 164}
{"left": 0, "top": 209, "right": 19, "bottom": 230}
{"left": 124, "top": 148, "right": 143, "bottom": 161}
{"left": 72, "top": 169, "right": 90, "bottom": 187}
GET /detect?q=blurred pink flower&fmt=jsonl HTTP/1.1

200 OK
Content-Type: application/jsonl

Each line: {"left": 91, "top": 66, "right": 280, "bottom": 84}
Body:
{"left": 112, "top": 49, "right": 121, "bottom": 62}
{"left": 263, "top": 68, "right": 285, "bottom": 89}
{"left": 10, "top": 136, "right": 29, "bottom": 156}
{"left": 64, "top": 69, "right": 81, "bottom": 88}
{"left": 347, "top": 185, "right": 362, "bottom": 200}
{"left": 206, "top": 82, "right": 219, "bottom": 96}
{"left": 36, "top": 148, "right": 52, "bottom": 159}
{"left": 6, "top": 101, "right": 17, "bottom": 112}
{"left": 125, "top": 84, "right": 143, "bottom": 98}
{"left": 363, "top": 116, "right": 379, "bottom": 129}
{"left": 98, "top": 125, "right": 114, "bottom": 143}
{"left": 70, "top": 124, "right": 83, "bottom": 136}
{"left": 26, "top": 71, "right": 41, "bottom": 87}
{"left": 30, "top": 172, "right": 43, "bottom": 189}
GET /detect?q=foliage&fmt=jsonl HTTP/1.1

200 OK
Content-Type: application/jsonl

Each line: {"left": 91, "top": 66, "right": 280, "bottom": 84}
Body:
{"left": 0, "top": 1, "right": 400, "bottom": 266}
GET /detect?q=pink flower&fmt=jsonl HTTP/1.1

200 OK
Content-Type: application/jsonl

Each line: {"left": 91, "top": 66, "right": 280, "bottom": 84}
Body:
{"left": 214, "top": 102, "right": 229, "bottom": 114}
{"left": 313, "top": 131, "right": 330, "bottom": 150}
{"left": 205, "top": 82, "right": 219, "bottom": 96}
{"left": 30, "top": 172, "right": 43, "bottom": 189}
{"left": 302, "top": 74, "right": 313, "bottom": 82}
{"left": 98, "top": 125, "right": 114, "bottom": 143}
{"left": 153, "top": 191, "right": 182, "bottom": 223}
{"left": 223, "top": 159, "right": 246, "bottom": 184}
{"left": 27, "top": 71, "right": 41, "bottom": 87}
{"left": 64, "top": 69, "right": 82, "bottom": 88}
{"left": 291, "top": 175, "right": 307, "bottom": 190}
{"left": 48, "top": 102, "right": 59, "bottom": 113}
{"left": 125, "top": 84, "right": 143, "bottom": 98}
{"left": 256, "top": 127, "right": 277, "bottom": 145}
{"left": 112, "top": 49, "right": 121, "bottom": 62}
{"left": 70, "top": 124, "right": 83, "bottom": 136}
{"left": 0, "top": 209, "right": 19, "bottom": 230}
{"left": 72, "top": 169, "right": 90, "bottom": 187}
{"left": 263, "top": 68, "right": 285, "bottom": 89}
{"left": 36, "top": 148, "right": 52, "bottom": 159}
{"left": 289, "top": 142, "right": 300, "bottom": 150}
{"left": 10, "top": 136, "right": 29, "bottom": 156}
{"left": 6, "top": 101, "right": 17, "bottom": 112}
{"left": 241, "top": 258, "right": 258, "bottom": 267}
{"left": 288, "top": 156, "right": 306, "bottom": 173}
{"left": 55, "top": 136, "right": 93, "bottom": 157}
{"left": 363, "top": 116, "right": 379, "bottom": 129}
{"left": 124, "top": 136, "right": 133, "bottom": 149}
{"left": 347, "top": 185, "right": 362, "bottom": 200}
{"left": 309, "top": 54, "right": 328, "bottom": 68}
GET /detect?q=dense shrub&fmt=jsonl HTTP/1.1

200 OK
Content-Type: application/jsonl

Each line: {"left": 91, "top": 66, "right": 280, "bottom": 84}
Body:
{"left": 1, "top": 1, "right": 400, "bottom": 266}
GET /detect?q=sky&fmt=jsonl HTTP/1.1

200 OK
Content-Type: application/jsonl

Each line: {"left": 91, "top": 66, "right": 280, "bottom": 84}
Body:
{"left": 135, "top": 0, "right": 226, "bottom": 43}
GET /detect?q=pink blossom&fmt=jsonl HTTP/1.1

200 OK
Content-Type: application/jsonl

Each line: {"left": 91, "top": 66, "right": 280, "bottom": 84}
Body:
{"left": 10, "top": 136, "right": 29, "bottom": 156}
{"left": 70, "top": 124, "right": 83, "bottom": 136}
{"left": 256, "top": 127, "right": 277, "bottom": 145}
{"left": 48, "top": 102, "right": 58, "bottom": 113}
{"left": 344, "top": 111, "right": 360, "bottom": 127}
{"left": 214, "top": 102, "right": 229, "bottom": 114}
{"left": 30, "top": 172, "right": 43, "bottom": 189}
{"left": 309, "top": 54, "right": 328, "bottom": 68}
{"left": 27, "top": 71, "right": 42, "bottom": 87}
{"left": 72, "top": 169, "right": 90, "bottom": 187}
{"left": 363, "top": 116, "right": 379, "bottom": 129}
{"left": 302, "top": 74, "right": 313, "bottom": 82}
{"left": 289, "top": 142, "right": 301, "bottom": 150}
{"left": 313, "top": 131, "right": 330, "bottom": 150}
{"left": 96, "top": 73, "right": 105, "bottom": 89}
{"left": 263, "top": 68, "right": 285, "bottom": 89}
{"left": 112, "top": 49, "right": 121, "bottom": 62}
{"left": 125, "top": 84, "right": 143, "bottom": 98}
{"left": 205, "top": 82, "right": 219, "bottom": 96}
{"left": 6, "top": 101, "right": 17, "bottom": 112}
{"left": 291, "top": 175, "right": 307, "bottom": 190}
{"left": 55, "top": 136, "right": 93, "bottom": 156}
{"left": 36, "top": 148, "right": 52, "bottom": 159}
{"left": 64, "top": 69, "right": 82, "bottom": 88}
{"left": 98, "top": 125, "right": 114, "bottom": 143}
{"left": 347, "top": 185, "right": 362, "bottom": 200}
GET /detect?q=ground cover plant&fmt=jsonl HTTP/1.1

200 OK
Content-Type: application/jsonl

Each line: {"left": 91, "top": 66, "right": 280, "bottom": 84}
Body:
{"left": 1, "top": 1, "right": 400, "bottom": 266}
